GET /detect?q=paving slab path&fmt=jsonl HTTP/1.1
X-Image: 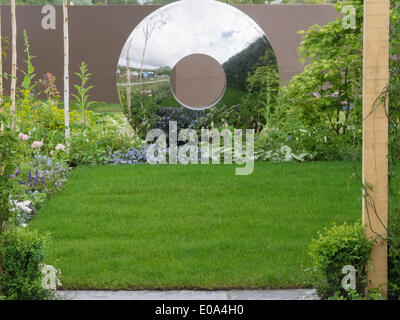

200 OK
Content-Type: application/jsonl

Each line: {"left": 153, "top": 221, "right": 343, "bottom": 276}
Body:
{"left": 58, "top": 289, "right": 319, "bottom": 300}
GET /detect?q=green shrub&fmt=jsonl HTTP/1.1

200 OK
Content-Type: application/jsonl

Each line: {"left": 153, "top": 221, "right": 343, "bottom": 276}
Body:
{"left": 388, "top": 163, "right": 400, "bottom": 299}
{"left": 308, "top": 222, "right": 374, "bottom": 299}
{"left": 68, "top": 112, "right": 142, "bottom": 166}
{"left": 0, "top": 111, "right": 20, "bottom": 232}
{"left": 0, "top": 227, "right": 51, "bottom": 300}
{"left": 328, "top": 288, "right": 384, "bottom": 301}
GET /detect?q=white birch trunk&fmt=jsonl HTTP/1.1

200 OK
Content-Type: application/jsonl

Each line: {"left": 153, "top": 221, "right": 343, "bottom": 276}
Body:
{"left": 0, "top": 6, "right": 3, "bottom": 106}
{"left": 10, "top": 0, "right": 17, "bottom": 130}
{"left": 126, "top": 43, "right": 132, "bottom": 118}
{"left": 63, "top": 0, "right": 70, "bottom": 151}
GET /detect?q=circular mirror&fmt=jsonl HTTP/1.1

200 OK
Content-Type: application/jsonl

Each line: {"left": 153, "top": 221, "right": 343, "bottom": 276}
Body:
{"left": 116, "top": 0, "right": 278, "bottom": 135}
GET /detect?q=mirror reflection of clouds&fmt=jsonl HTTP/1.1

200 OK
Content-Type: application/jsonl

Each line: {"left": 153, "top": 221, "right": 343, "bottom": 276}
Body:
{"left": 118, "top": 0, "right": 267, "bottom": 70}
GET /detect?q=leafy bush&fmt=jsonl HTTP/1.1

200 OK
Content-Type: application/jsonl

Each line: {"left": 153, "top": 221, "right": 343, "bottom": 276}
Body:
{"left": 388, "top": 0, "right": 400, "bottom": 300}
{"left": 0, "top": 227, "right": 51, "bottom": 300}
{"left": 328, "top": 288, "right": 384, "bottom": 301}
{"left": 223, "top": 38, "right": 276, "bottom": 91}
{"left": 247, "top": 0, "right": 362, "bottom": 162}
{"left": 68, "top": 113, "right": 142, "bottom": 166}
{"left": 237, "top": 66, "right": 280, "bottom": 132}
{"left": 120, "top": 86, "right": 162, "bottom": 139}
{"left": 0, "top": 111, "right": 20, "bottom": 233}
{"left": 308, "top": 222, "right": 374, "bottom": 300}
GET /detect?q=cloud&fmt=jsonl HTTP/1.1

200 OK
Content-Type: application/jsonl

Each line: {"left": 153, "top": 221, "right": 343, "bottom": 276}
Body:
{"left": 118, "top": 0, "right": 269, "bottom": 70}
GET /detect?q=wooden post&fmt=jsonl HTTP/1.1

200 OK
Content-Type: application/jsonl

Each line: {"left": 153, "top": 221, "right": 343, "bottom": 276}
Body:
{"left": 63, "top": 0, "right": 70, "bottom": 150}
{"left": 362, "top": 0, "right": 389, "bottom": 297}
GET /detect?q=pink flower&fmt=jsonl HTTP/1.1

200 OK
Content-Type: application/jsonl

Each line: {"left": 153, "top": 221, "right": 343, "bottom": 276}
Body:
{"left": 31, "top": 141, "right": 43, "bottom": 149}
{"left": 50, "top": 151, "right": 54, "bottom": 156}
{"left": 18, "top": 132, "right": 29, "bottom": 141}
{"left": 55, "top": 143, "right": 66, "bottom": 151}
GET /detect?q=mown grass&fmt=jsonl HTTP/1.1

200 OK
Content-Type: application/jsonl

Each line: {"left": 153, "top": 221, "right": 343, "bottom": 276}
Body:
{"left": 89, "top": 102, "right": 123, "bottom": 113}
{"left": 30, "top": 161, "right": 361, "bottom": 290}
{"left": 159, "top": 87, "right": 246, "bottom": 108}
{"left": 89, "top": 87, "right": 246, "bottom": 115}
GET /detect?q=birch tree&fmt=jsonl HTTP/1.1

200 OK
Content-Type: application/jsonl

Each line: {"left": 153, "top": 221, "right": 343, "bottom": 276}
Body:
{"left": 126, "top": 42, "right": 132, "bottom": 118}
{"left": 63, "top": 0, "right": 70, "bottom": 150}
{"left": 10, "top": 0, "right": 16, "bottom": 130}
{"left": 0, "top": 6, "right": 3, "bottom": 106}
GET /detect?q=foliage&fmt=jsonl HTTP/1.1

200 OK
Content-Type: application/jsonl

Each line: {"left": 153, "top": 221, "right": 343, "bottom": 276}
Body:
{"left": 288, "top": 0, "right": 362, "bottom": 131}
{"left": 3, "top": 34, "right": 79, "bottom": 160}
{"left": 39, "top": 73, "right": 60, "bottom": 102}
{"left": 21, "top": 30, "right": 36, "bottom": 94}
{"left": 252, "top": 0, "right": 363, "bottom": 162}
{"left": 223, "top": 38, "right": 277, "bottom": 91}
{"left": 10, "top": 191, "right": 47, "bottom": 226}
{"left": 69, "top": 113, "right": 142, "bottom": 166}
{"left": 210, "top": 49, "right": 279, "bottom": 132}
{"left": 388, "top": 0, "right": 400, "bottom": 300}
{"left": 328, "top": 288, "right": 384, "bottom": 300}
{"left": 0, "top": 226, "right": 52, "bottom": 300}
{"left": 239, "top": 66, "right": 280, "bottom": 132}
{"left": 0, "top": 112, "right": 20, "bottom": 234}
{"left": 120, "top": 86, "right": 161, "bottom": 139}
{"left": 256, "top": 143, "right": 313, "bottom": 162}
{"left": 72, "top": 62, "right": 95, "bottom": 128}
{"left": 16, "top": 154, "right": 69, "bottom": 194}
{"left": 154, "top": 106, "right": 210, "bottom": 142}
{"left": 16, "top": 96, "right": 80, "bottom": 135}
{"left": 308, "top": 222, "right": 374, "bottom": 300}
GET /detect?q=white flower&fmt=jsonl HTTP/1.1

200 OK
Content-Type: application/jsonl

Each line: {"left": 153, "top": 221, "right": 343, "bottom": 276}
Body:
{"left": 55, "top": 143, "right": 66, "bottom": 151}
{"left": 21, "top": 223, "right": 27, "bottom": 228}
{"left": 14, "top": 200, "right": 32, "bottom": 213}
{"left": 31, "top": 140, "right": 44, "bottom": 149}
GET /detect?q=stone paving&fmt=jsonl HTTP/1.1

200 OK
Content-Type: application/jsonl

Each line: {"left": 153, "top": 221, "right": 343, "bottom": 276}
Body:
{"left": 58, "top": 289, "right": 319, "bottom": 300}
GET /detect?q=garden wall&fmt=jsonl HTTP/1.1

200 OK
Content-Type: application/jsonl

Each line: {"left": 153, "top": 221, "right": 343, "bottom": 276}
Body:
{"left": 0, "top": 4, "right": 339, "bottom": 103}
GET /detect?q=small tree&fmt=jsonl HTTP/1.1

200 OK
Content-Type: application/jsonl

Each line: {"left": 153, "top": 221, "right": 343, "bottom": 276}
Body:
{"left": 284, "top": 0, "right": 363, "bottom": 137}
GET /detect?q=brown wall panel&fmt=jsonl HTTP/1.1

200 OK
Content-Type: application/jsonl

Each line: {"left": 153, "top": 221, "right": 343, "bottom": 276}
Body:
{"left": 0, "top": 4, "right": 339, "bottom": 103}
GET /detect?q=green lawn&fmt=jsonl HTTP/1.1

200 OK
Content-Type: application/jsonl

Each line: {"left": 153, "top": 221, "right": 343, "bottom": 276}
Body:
{"left": 30, "top": 161, "right": 361, "bottom": 290}
{"left": 89, "top": 101, "right": 123, "bottom": 113}
{"left": 89, "top": 87, "right": 246, "bottom": 115}
{"left": 159, "top": 87, "right": 246, "bottom": 108}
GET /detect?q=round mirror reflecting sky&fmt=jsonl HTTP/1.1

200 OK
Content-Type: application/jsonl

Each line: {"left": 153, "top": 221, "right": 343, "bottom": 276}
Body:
{"left": 117, "top": 0, "right": 278, "bottom": 131}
